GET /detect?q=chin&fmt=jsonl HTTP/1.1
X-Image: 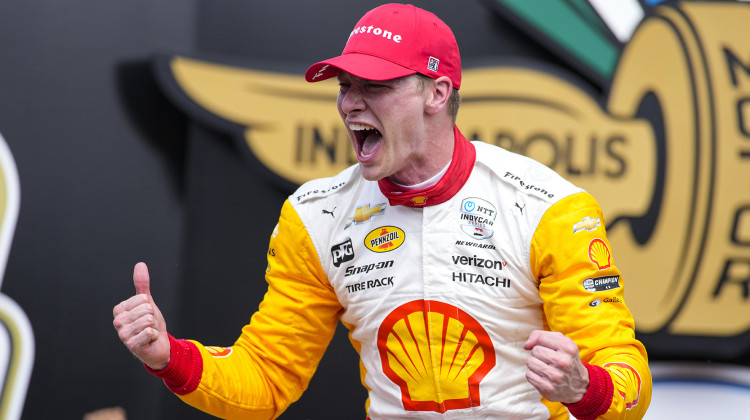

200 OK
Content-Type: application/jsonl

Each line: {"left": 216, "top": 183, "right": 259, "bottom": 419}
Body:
{"left": 358, "top": 164, "right": 386, "bottom": 182}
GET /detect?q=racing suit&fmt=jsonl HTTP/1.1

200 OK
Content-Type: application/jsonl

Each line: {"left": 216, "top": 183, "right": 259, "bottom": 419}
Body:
{"left": 149, "top": 127, "right": 651, "bottom": 419}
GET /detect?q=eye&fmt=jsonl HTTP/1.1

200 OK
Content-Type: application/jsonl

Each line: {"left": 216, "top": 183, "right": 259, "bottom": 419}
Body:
{"left": 338, "top": 82, "right": 351, "bottom": 94}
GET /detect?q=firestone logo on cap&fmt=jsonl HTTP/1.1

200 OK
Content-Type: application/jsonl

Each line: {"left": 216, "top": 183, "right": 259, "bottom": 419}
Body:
{"left": 349, "top": 25, "right": 403, "bottom": 44}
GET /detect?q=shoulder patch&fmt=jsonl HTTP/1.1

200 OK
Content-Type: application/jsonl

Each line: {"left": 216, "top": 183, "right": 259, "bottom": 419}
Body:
{"left": 292, "top": 165, "right": 358, "bottom": 204}
{"left": 473, "top": 141, "right": 581, "bottom": 203}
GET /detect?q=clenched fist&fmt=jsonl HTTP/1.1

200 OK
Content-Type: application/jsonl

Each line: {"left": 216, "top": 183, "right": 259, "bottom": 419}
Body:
{"left": 112, "top": 262, "right": 170, "bottom": 370}
{"left": 524, "top": 330, "right": 589, "bottom": 404}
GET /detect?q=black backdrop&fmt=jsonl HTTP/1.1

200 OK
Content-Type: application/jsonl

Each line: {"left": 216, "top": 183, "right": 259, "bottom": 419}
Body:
{"left": 0, "top": 1, "right": 593, "bottom": 419}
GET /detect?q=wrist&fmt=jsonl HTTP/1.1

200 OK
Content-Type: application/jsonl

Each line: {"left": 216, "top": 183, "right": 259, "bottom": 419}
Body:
{"left": 144, "top": 334, "right": 203, "bottom": 395}
{"left": 563, "top": 363, "right": 613, "bottom": 420}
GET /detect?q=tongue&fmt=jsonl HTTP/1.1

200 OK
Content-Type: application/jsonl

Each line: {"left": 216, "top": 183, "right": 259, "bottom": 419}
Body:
{"left": 361, "top": 131, "right": 382, "bottom": 156}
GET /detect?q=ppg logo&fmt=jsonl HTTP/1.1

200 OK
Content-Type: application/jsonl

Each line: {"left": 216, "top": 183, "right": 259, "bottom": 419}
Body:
{"left": 331, "top": 238, "right": 354, "bottom": 267}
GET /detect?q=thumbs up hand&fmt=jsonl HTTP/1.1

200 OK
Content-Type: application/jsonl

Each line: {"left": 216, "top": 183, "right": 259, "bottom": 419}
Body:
{"left": 113, "top": 262, "right": 170, "bottom": 370}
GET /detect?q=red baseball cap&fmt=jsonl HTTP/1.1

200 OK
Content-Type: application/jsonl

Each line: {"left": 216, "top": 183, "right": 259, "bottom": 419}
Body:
{"left": 305, "top": 3, "right": 462, "bottom": 89}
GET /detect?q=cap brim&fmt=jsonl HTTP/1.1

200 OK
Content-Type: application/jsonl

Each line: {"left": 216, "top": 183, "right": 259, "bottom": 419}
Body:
{"left": 305, "top": 53, "right": 417, "bottom": 83}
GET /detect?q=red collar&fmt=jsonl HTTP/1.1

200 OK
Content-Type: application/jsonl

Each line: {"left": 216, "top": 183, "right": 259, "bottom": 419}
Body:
{"left": 377, "top": 126, "right": 476, "bottom": 207}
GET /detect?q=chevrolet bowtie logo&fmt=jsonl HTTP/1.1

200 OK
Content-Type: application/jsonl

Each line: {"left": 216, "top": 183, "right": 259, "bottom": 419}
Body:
{"left": 345, "top": 203, "right": 386, "bottom": 228}
{"left": 573, "top": 216, "right": 601, "bottom": 233}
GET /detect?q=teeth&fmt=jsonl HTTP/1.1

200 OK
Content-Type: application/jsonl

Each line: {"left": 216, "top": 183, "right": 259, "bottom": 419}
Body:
{"left": 349, "top": 123, "right": 374, "bottom": 131}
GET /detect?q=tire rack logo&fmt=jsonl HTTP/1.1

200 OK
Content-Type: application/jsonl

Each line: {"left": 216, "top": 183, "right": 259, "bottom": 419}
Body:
{"left": 377, "top": 300, "right": 495, "bottom": 413}
{"left": 365, "top": 226, "right": 405, "bottom": 253}
{"left": 331, "top": 238, "right": 354, "bottom": 267}
{"left": 157, "top": 2, "right": 750, "bottom": 352}
{"left": 459, "top": 198, "right": 496, "bottom": 240}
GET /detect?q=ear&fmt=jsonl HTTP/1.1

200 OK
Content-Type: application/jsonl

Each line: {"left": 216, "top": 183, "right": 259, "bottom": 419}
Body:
{"left": 424, "top": 76, "right": 453, "bottom": 116}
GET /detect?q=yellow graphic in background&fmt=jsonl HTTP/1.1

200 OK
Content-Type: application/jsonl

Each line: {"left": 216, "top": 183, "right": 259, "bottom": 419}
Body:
{"left": 165, "top": 2, "right": 750, "bottom": 339}
{"left": 0, "top": 132, "right": 33, "bottom": 420}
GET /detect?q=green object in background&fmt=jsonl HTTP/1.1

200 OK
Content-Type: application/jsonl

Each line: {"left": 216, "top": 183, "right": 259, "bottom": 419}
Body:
{"left": 488, "top": 0, "right": 622, "bottom": 84}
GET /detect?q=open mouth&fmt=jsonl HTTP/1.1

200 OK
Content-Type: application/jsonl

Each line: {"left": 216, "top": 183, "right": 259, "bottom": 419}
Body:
{"left": 349, "top": 123, "right": 383, "bottom": 159}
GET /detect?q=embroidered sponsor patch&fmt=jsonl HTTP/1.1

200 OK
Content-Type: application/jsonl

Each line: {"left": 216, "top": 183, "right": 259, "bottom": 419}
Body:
{"left": 345, "top": 203, "right": 386, "bottom": 228}
{"left": 365, "top": 226, "right": 405, "bottom": 253}
{"left": 574, "top": 216, "right": 601, "bottom": 233}
{"left": 459, "top": 197, "right": 496, "bottom": 240}
{"left": 588, "top": 238, "right": 612, "bottom": 270}
{"left": 206, "top": 346, "right": 232, "bottom": 358}
{"left": 583, "top": 275, "right": 621, "bottom": 292}
{"left": 331, "top": 238, "right": 354, "bottom": 267}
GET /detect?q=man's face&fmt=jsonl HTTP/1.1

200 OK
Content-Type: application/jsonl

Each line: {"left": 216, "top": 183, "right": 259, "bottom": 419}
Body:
{"left": 336, "top": 72, "right": 432, "bottom": 184}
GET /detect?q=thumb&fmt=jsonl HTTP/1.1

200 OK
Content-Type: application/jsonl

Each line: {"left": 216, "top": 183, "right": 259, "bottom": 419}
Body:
{"left": 133, "top": 262, "right": 151, "bottom": 296}
{"left": 524, "top": 329, "right": 542, "bottom": 350}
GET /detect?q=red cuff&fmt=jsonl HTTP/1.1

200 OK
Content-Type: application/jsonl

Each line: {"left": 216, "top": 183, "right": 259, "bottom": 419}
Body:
{"left": 144, "top": 334, "right": 203, "bottom": 395}
{"left": 563, "top": 363, "right": 614, "bottom": 420}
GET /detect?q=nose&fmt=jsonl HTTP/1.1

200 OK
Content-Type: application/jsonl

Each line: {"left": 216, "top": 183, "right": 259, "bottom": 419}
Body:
{"left": 339, "top": 85, "right": 365, "bottom": 115}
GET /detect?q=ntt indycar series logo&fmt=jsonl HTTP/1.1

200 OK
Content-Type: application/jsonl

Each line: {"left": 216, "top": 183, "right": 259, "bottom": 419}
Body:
{"left": 460, "top": 197, "right": 496, "bottom": 240}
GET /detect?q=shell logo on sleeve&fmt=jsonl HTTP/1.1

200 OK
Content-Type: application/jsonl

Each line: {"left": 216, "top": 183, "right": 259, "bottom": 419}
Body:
{"left": 588, "top": 238, "right": 612, "bottom": 270}
{"left": 604, "top": 362, "right": 642, "bottom": 410}
{"left": 377, "top": 300, "right": 496, "bottom": 413}
{"left": 205, "top": 346, "right": 233, "bottom": 358}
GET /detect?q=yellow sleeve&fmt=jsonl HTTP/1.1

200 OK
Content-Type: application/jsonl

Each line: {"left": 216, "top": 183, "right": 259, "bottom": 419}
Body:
{"left": 177, "top": 199, "right": 343, "bottom": 419}
{"left": 530, "top": 192, "right": 652, "bottom": 419}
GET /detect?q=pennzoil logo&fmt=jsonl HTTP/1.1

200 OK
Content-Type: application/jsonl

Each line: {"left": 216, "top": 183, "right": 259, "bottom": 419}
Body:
{"left": 377, "top": 300, "right": 495, "bottom": 413}
{"left": 365, "top": 226, "right": 405, "bottom": 253}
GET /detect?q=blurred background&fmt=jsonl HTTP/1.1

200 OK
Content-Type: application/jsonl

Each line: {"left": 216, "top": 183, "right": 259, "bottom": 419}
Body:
{"left": 0, "top": 0, "right": 748, "bottom": 418}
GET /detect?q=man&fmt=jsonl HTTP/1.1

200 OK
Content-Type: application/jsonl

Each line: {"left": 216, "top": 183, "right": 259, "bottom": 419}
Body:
{"left": 113, "top": 4, "right": 651, "bottom": 419}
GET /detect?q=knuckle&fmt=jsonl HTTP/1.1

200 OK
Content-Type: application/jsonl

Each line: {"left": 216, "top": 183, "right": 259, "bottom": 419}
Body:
{"left": 557, "top": 357, "right": 571, "bottom": 371}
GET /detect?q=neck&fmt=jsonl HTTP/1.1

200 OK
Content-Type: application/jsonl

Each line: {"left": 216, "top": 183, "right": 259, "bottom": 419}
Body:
{"left": 387, "top": 122, "right": 455, "bottom": 186}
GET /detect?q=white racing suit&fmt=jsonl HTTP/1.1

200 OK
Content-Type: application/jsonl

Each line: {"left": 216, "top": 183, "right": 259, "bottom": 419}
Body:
{"left": 149, "top": 128, "right": 651, "bottom": 419}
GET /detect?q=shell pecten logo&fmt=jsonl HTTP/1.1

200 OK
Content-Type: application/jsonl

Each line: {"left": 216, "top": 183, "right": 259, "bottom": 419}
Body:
{"left": 377, "top": 300, "right": 496, "bottom": 413}
{"left": 588, "top": 238, "right": 612, "bottom": 270}
{"left": 205, "top": 346, "right": 233, "bottom": 358}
